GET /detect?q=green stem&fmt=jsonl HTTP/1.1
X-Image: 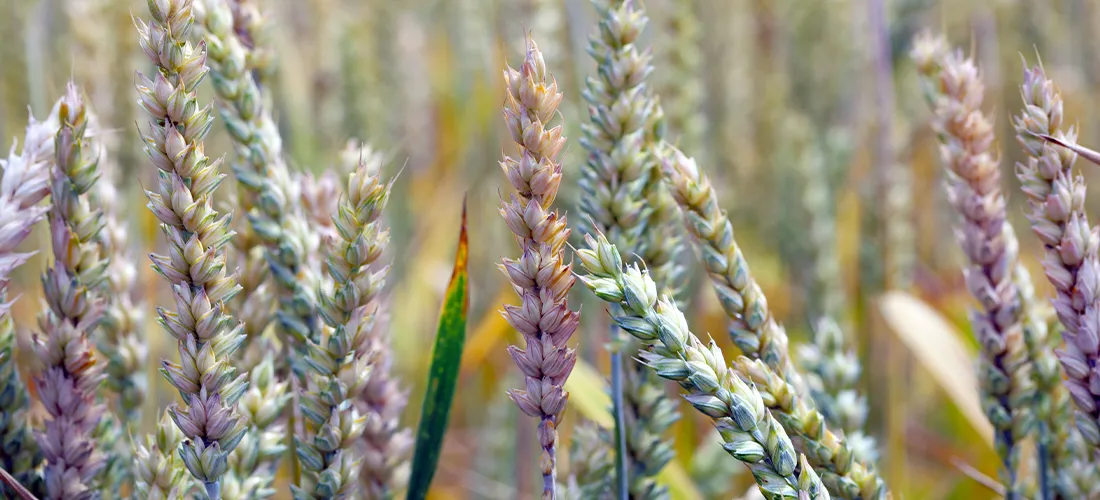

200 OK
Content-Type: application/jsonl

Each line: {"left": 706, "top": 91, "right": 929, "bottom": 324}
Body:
{"left": 609, "top": 324, "right": 628, "bottom": 500}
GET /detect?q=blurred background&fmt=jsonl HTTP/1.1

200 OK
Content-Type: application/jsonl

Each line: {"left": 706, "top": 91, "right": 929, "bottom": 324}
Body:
{"left": 4, "top": 0, "right": 1100, "bottom": 498}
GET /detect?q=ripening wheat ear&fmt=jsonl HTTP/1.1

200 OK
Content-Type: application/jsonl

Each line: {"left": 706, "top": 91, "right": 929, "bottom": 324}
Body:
{"left": 292, "top": 154, "right": 393, "bottom": 498}
{"left": 33, "top": 82, "right": 110, "bottom": 500}
{"left": 575, "top": 233, "right": 829, "bottom": 500}
{"left": 659, "top": 146, "right": 888, "bottom": 500}
{"left": 498, "top": 38, "right": 578, "bottom": 500}
{"left": 1012, "top": 60, "right": 1100, "bottom": 494}
{"left": 912, "top": 33, "right": 1064, "bottom": 497}
{"left": 198, "top": 0, "right": 319, "bottom": 364}
{"left": 579, "top": 1, "right": 683, "bottom": 494}
{"left": 1013, "top": 58, "right": 1100, "bottom": 473}
{"left": 0, "top": 99, "right": 61, "bottom": 499}
{"left": 134, "top": 0, "right": 250, "bottom": 496}
{"left": 657, "top": 144, "right": 806, "bottom": 396}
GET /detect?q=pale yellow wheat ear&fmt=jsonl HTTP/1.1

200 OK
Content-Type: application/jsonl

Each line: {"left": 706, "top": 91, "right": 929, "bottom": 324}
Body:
{"left": 657, "top": 145, "right": 888, "bottom": 500}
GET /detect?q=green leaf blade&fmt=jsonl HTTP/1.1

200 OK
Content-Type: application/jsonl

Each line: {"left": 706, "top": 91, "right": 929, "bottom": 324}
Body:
{"left": 406, "top": 197, "right": 469, "bottom": 500}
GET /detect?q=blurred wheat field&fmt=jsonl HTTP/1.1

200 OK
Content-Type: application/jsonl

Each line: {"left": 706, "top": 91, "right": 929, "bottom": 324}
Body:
{"left": 7, "top": 0, "right": 1100, "bottom": 498}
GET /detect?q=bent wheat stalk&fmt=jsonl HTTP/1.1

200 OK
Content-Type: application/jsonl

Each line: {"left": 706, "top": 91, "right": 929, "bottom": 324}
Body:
{"left": 576, "top": 232, "right": 829, "bottom": 500}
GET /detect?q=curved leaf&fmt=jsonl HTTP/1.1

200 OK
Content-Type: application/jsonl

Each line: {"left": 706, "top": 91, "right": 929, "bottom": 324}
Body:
{"left": 406, "top": 198, "right": 469, "bottom": 500}
{"left": 879, "top": 291, "right": 994, "bottom": 446}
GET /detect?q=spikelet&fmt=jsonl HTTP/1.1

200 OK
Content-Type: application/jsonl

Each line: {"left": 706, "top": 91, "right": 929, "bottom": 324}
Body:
{"left": 133, "top": 411, "right": 199, "bottom": 499}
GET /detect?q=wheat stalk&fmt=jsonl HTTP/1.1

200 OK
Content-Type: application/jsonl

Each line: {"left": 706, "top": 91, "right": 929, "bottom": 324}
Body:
{"left": 576, "top": 232, "right": 830, "bottom": 500}
{"left": 0, "top": 99, "right": 61, "bottom": 499}
{"left": 134, "top": 1, "right": 250, "bottom": 495}
{"left": 658, "top": 144, "right": 805, "bottom": 396}
{"left": 498, "top": 38, "right": 579, "bottom": 500}
{"left": 292, "top": 154, "right": 392, "bottom": 498}
{"left": 32, "top": 82, "right": 109, "bottom": 500}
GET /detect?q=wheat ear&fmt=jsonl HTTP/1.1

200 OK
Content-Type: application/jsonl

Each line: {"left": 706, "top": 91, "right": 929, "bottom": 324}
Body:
{"left": 499, "top": 39, "right": 579, "bottom": 500}
{"left": 292, "top": 154, "right": 392, "bottom": 498}
{"left": 658, "top": 145, "right": 805, "bottom": 395}
{"left": 135, "top": 0, "right": 250, "bottom": 495}
{"left": 1013, "top": 59, "right": 1100, "bottom": 461}
{"left": 580, "top": 1, "right": 684, "bottom": 494}
{"left": 912, "top": 33, "right": 1040, "bottom": 495}
{"left": 659, "top": 146, "right": 890, "bottom": 499}
{"left": 33, "top": 82, "right": 109, "bottom": 499}
{"left": 576, "top": 233, "right": 830, "bottom": 500}
{"left": 0, "top": 99, "right": 61, "bottom": 499}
